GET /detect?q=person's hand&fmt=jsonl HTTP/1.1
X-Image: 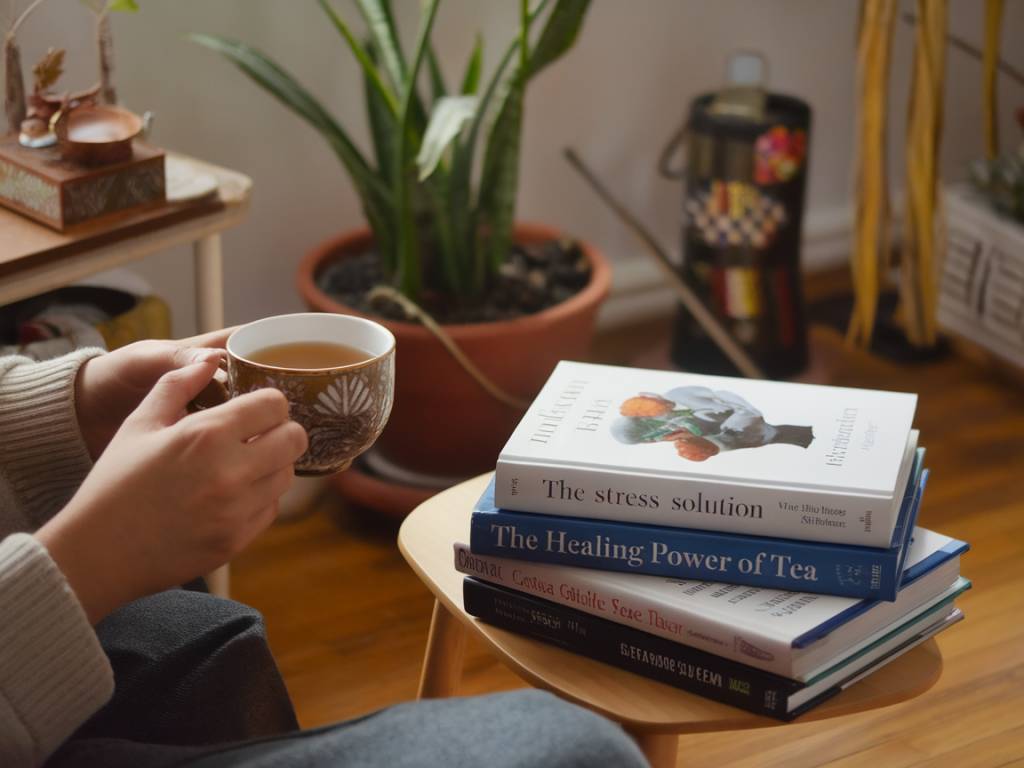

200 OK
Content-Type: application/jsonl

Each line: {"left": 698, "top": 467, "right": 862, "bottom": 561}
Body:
{"left": 74, "top": 329, "right": 236, "bottom": 460}
{"left": 37, "top": 360, "right": 308, "bottom": 624}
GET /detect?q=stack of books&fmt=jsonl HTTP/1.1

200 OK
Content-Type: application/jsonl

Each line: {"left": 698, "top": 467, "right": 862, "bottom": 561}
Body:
{"left": 454, "top": 362, "right": 970, "bottom": 720}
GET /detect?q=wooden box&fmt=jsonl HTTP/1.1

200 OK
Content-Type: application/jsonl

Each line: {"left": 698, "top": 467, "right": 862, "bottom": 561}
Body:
{"left": 0, "top": 136, "right": 166, "bottom": 231}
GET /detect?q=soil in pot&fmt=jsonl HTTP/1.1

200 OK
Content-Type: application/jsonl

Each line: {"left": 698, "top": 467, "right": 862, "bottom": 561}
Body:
{"left": 300, "top": 225, "right": 611, "bottom": 516}
{"left": 316, "top": 238, "right": 593, "bottom": 324}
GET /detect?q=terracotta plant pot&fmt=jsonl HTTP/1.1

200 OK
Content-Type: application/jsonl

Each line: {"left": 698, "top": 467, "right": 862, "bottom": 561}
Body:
{"left": 295, "top": 222, "right": 611, "bottom": 496}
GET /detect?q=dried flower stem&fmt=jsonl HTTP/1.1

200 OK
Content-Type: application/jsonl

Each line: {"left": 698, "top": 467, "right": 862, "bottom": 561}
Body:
{"left": 5, "top": 0, "right": 48, "bottom": 133}
{"left": 97, "top": 10, "right": 116, "bottom": 104}
{"left": 4, "top": 33, "right": 25, "bottom": 132}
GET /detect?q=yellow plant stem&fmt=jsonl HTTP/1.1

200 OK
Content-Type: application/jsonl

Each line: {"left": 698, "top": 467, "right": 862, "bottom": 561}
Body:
{"left": 983, "top": 0, "right": 1004, "bottom": 160}
{"left": 900, "top": 0, "right": 946, "bottom": 348}
{"left": 848, "top": 0, "right": 896, "bottom": 348}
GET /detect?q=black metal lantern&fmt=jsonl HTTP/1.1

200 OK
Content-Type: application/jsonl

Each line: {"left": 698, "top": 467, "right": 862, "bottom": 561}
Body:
{"left": 661, "top": 55, "right": 812, "bottom": 379}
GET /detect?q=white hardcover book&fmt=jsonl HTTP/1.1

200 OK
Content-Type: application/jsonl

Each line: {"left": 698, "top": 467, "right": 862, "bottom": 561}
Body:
{"left": 454, "top": 528, "right": 968, "bottom": 680}
{"left": 496, "top": 361, "right": 918, "bottom": 546}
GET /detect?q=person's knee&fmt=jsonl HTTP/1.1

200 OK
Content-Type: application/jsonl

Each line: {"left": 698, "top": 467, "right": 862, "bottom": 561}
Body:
{"left": 96, "top": 589, "right": 265, "bottom": 654}
{"left": 83, "top": 590, "right": 297, "bottom": 744}
{"left": 492, "top": 690, "right": 649, "bottom": 768}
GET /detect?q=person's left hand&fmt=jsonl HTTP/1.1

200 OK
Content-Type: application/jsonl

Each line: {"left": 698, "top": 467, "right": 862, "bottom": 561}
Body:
{"left": 75, "top": 329, "right": 235, "bottom": 459}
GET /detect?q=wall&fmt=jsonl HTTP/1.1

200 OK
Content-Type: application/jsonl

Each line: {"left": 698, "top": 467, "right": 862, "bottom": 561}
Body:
{"left": 8, "top": 0, "right": 1022, "bottom": 333}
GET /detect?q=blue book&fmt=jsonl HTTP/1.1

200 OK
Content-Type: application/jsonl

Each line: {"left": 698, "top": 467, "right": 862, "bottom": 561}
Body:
{"left": 470, "top": 449, "right": 925, "bottom": 601}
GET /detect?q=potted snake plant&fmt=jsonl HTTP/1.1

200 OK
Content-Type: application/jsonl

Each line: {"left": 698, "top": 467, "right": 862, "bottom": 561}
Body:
{"left": 192, "top": 0, "right": 608, "bottom": 515}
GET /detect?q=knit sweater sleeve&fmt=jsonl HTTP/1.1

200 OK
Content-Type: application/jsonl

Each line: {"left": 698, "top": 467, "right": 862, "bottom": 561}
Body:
{"left": 0, "top": 534, "right": 114, "bottom": 767}
{"left": 0, "top": 349, "right": 104, "bottom": 531}
{"left": 0, "top": 350, "right": 114, "bottom": 765}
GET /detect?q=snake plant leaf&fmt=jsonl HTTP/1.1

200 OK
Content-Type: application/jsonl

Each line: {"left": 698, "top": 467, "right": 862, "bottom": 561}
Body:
{"left": 318, "top": 0, "right": 399, "bottom": 117}
{"left": 475, "top": 0, "right": 591, "bottom": 271}
{"left": 526, "top": 0, "right": 590, "bottom": 78}
{"left": 355, "top": 0, "right": 434, "bottom": 138}
{"left": 354, "top": 0, "right": 407, "bottom": 90}
{"left": 460, "top": 35, "right": 483, "bottom": 95}
{"left": 188, "top": 34, "right": 391, "bottom": 215}
{"left": 81, "top": 0, "right": 139, "bottom": 12}
{"left": 364, "top": 40, "right": 397, "bottom": 194}
{"left": 393, "top": 0, "right": 441, "bottom": 299}
{"left": 476, "top": 75, "right": 524, "bottom": 275}
{"left": 416, "top": 95, "right": 478, "bottom": 182}
{"left": 449, "top": 0, "right": 550, "bottom": 271}
{"left": 421, "top": 171, "right": 465, "bottom": 294}
{"left": 426, "top": 46, "right": 447, "bottom": 101}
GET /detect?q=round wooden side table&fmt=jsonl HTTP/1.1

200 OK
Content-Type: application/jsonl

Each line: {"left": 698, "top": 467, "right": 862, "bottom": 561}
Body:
{"left": 397, "top": 474, "right": 943, "bottom": 768}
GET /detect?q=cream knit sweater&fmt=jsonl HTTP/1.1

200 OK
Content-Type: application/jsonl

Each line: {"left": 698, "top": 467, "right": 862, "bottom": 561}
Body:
{"left": 0, "top": 349, "right": 114, "bottom": 767}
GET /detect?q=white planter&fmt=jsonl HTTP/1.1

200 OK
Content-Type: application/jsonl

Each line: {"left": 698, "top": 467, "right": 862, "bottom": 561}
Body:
{"left": 938, "top": 184, "right": 1024, "bottom": 369}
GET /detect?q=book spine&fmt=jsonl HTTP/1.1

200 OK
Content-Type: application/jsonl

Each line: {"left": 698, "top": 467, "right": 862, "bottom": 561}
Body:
{"left": 495, "top": 461, "right": 895, "bottom": 547}
{"left": 454, "top": 543, "right": 795, "bottom": 677}
{"left": 470, "top": 511, "right": 900, "bottom": 600}
{"left": 463, "top": 578, "right": 801, "bottom": 720}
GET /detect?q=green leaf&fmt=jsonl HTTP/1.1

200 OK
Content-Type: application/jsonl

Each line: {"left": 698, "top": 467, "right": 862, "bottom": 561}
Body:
{"left": 188, "top": 33, "right": 394, "bottom": 262}
{"left": 364, "top": 40, "right": 397, "bottom": 183}
{"left": 473, "top": 0, "right": 592, "bottom": 276}
{"left": 519, "top": 0, "right": 529, "bottom": 71}
{"left": 426, "top": 46, "right": 447, "bottom": 102}
{"left": 355, "top": 0, "right": 407, "bottom": 91}
{"left": 459, "top": 35, "right": 482, "bottom": 94}
{"left": 526, "top": 0, "right": 591, "bottom": 79}
{"left": 422, "top": 172, "right": 465, "bottom": 295}
{"left": 318, "top": 0, "right": 399, "bottom": 117}
{"left": 392, "top": 0, "right": 441, "bottom": 300}
{"left": 107, "top": 0, "right": 139, "bottom": 11}
{"left": 449, "top": 0, "right": 550, "bottom": 274}
{"left": 476, "top": 76, "right": 524, "bottom": 278}
{"left": 416, "top": 95, "right": 478, "bottom": 182}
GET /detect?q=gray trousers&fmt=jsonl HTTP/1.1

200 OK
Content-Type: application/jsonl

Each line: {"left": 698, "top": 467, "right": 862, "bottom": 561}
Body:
{"left": 47, "top": 589, "right": 648, "bottom": 768}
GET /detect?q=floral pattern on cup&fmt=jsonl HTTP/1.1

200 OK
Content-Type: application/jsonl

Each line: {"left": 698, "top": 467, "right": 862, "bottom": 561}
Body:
{"left": 229, "top": 351, "right": 394, "bottom": 476}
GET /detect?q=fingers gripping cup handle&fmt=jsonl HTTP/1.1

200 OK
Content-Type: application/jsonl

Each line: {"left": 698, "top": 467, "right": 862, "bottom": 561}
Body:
{"left": 187, "top": 358, "right": 230, "bottom": 413}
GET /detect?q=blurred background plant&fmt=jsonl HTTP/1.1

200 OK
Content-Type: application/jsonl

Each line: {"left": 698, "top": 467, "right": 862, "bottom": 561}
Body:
{"left": 192, "top": 0, "right": 590, "bottom": 306}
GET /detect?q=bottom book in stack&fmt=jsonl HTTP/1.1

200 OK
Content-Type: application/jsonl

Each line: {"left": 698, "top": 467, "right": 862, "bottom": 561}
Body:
{"left": 454, "top": 529, "right": 969, "bottom": 720}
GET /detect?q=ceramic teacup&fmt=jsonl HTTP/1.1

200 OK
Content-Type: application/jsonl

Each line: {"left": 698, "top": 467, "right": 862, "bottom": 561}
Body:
{"left": 200, "top": 313, "right": 395, "bottom": 476}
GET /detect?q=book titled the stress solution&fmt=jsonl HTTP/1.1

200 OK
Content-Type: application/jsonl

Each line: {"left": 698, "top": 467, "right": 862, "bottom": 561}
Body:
{"left": 495, "top": 362, "right": 918, "bottom": 547}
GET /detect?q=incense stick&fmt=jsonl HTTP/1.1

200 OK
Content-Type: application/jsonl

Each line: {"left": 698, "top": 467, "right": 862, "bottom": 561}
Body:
{"left": 563, "top": 147, "right": 766, "bottom": 380}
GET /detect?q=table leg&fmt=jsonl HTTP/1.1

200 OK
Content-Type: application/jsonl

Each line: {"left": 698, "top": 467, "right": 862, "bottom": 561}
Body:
{"left": 417, "top": 599, "right": 467, "bottom": 699}
{"left": 194, "top": 233, "right": 225, "bottom": 332}
{"left": 627, "top": 729, "right": 679, "bottom": 768}
{"left": 194, "top": 233, "right": 229, "bottom": 599}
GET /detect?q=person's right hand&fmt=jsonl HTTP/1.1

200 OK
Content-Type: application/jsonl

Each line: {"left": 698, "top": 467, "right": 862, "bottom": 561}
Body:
{"left": 36, "top": 360, "right": 308, "bottom": 624}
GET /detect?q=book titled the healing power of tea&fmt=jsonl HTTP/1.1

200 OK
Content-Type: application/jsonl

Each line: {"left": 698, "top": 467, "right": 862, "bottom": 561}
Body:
{"left": 495, "top": 362, "right": 918, "bottom": 547}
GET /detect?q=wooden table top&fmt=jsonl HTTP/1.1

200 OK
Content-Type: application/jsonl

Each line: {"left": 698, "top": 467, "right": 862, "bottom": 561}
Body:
{"left": 0, "top": 152, "right": 252, "bottom": 289}
{"left": 398, "top": 473, "right": 944, "bottom": 734}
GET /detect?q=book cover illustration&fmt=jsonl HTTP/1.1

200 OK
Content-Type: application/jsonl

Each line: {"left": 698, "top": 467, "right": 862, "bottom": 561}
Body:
{"left": 613, "top": 386, "right": 813, "bottom": 463}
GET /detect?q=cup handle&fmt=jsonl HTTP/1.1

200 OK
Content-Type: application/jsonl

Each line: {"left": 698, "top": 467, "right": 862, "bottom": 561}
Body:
{"left": 187, "top": 358, "right": 230, "bottom": 413}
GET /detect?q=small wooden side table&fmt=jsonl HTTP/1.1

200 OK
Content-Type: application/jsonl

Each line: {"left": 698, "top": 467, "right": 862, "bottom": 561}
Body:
{"left": 398, "top": 474, "right": 944, "bottom": 768}
{"left": 1, "top": 152, "right": 253, "bottom": 598}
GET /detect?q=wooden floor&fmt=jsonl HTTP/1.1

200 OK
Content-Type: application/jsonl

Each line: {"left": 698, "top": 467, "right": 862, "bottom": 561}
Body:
{"left": 232, "top": 317, "right": 1024, "bottom": 768}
